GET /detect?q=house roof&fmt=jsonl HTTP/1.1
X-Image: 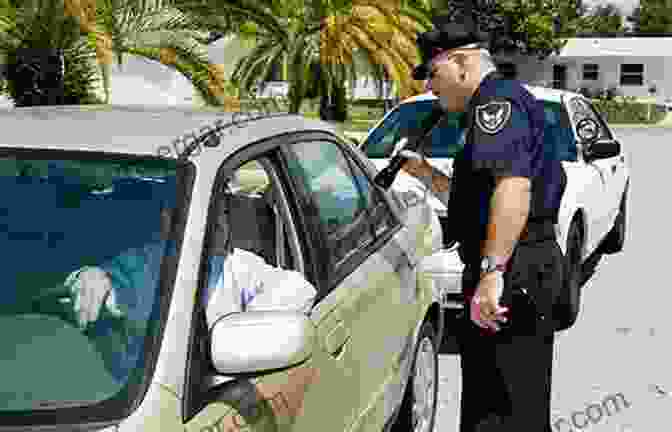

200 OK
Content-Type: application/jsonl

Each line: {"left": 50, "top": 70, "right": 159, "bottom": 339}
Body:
{"left": 558, "top": 37, "right": 672, "bottom": 57}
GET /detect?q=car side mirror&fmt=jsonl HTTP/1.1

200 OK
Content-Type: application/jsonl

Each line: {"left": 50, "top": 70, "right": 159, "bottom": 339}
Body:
{"left": 210, "top": 311, "right": 316, "bottom": 375}
{"left": 585, "top": 139, "right": 621, "bottom": 162}
{"left": 575, "top": 118, "right": 600, "bottom": 144}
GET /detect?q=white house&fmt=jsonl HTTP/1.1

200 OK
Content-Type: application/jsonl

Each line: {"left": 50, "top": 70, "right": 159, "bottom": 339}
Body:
{"left": 494, "top": 36, "right": 672, "bottom": 102}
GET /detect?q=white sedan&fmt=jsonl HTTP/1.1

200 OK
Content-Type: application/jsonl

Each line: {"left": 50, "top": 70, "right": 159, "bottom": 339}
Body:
{"left": 358, "top": 86, "right": 631, "bottom": 331}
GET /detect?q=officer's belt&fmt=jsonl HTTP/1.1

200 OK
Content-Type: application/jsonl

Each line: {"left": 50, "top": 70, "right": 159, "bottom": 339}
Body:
{"left": 518, "top": 219, "right": 556, "bottom": 243}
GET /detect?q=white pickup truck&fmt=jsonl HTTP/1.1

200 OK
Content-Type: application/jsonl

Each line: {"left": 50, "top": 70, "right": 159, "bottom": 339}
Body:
{"left": 358, "top": 86, "right": 631, "bottom": 331}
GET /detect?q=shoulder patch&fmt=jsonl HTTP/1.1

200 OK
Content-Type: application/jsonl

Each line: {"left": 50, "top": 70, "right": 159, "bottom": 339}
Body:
{"left": 474, "top": 100, "right": 512, "bottom": 135}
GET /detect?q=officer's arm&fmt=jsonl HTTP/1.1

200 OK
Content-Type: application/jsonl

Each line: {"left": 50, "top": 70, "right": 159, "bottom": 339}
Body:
{"left": 470, "top": 98, "right": 536, "bottom": 262}
{"left": 484, "top": 177, "right": 530, "bottom": 261}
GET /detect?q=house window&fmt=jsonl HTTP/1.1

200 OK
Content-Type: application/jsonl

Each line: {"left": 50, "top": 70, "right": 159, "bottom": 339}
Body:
{"left": 620, "top": 64, "right": 644, "bottom": 86}
{"left": 582, "top": 63, "right": 599, "bottom": 81}
{"left": 497, "top": 62, "right": 517, "bottom": 79}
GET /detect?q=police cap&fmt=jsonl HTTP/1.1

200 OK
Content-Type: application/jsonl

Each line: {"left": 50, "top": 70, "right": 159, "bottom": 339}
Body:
{"left": 412, "top": 15, "right": 489, "bottom": 81}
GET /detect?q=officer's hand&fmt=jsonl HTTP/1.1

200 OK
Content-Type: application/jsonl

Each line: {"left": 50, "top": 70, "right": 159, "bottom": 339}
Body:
{"left": 471, "top": 272, "right": 509, "bottom": 332}
{"left": 64, "top": 266, "right": 123, "bottom": 330}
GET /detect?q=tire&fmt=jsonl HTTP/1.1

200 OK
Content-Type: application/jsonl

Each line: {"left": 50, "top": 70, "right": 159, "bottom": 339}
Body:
{"left": 600, "top": 188, "right": 627, "bottom": 254}
{"left": 391, "top": 321, "right": 439, "bottom": 432}
{"left": 553, "top": 220, "right": 583, "bottom": 332}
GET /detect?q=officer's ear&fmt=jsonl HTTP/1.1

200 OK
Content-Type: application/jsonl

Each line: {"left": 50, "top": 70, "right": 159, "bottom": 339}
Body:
{"left": 452, "top": 51, "right": 467, "bottom": 65}
{"left": 452, "top": 52, "right": 470, "bottom": 73}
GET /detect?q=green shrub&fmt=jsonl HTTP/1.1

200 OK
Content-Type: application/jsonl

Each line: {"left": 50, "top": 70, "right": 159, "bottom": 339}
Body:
{"left": 351, "top": 98, "right": 385, "bottom": 108}
{"left": 592, "top": 96, "right": 666, "bottom": 124}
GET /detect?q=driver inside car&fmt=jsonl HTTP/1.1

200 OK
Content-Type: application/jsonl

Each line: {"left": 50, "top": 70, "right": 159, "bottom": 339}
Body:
{"left": 64, "top": 193, "right": 317, "bottom": 383}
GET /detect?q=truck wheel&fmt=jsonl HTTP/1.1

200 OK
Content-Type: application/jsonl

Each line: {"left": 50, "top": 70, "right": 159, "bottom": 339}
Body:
{"left": 553, "top": 220, "right": 583, "bottom": 332}
{"left": 391, "top": 321, "right": 438, "bottom": 432}
{"left": 600, "top": 188, "right": 627, "bottom": 254}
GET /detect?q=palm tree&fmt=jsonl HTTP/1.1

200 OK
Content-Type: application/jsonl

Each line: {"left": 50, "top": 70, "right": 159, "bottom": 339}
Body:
{"left": 0, "top": 0, "right": 104, "bottom": 106}
{"left": 68, "top": 0, "right": 237, "bottom": 106}
{"left": 188, "top": 0, "right": 432, "bottom": 119}
{"left": 318, "top": 0, "right": 432, "bottom": 119}
{"left": 1, "top": 0, "right": 235, "bottom": 107}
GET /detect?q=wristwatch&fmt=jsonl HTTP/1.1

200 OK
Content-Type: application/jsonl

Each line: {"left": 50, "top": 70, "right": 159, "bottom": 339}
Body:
{"left": 480, "top": 256, "right": 507, "bottom": 275}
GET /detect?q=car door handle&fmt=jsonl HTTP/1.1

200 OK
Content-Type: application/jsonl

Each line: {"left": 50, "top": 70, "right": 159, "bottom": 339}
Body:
{"left": 325, "top": 321, "right": 351, "bottom": 358}
{"left": 612, "top": 165, "right": 617, "bottom": 173}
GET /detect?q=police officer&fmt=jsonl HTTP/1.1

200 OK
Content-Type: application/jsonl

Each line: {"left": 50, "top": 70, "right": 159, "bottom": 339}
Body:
{"left": 403, "top": 16, "right": 566, "bottom": 432}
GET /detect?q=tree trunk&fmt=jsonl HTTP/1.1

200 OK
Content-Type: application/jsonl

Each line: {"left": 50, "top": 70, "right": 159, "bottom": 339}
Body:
{"left": 8, "top": 48, "right": 65, "bottom": 107}
{"left": 287, "top": 85, "right": 303, "bottom": 114}
{"left": 316, "top": 64, "right": 332, "bottom": 121}
{"left": 332, "top": 82, "right": 347, "bottom": 123}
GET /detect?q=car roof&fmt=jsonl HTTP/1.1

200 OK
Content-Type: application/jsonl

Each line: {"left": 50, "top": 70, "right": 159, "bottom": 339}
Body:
{"left": 399, "top": 86, "right": 582, "bottom": 105}
{"left": 0, "top": 104, "right": 337, "bottom": 161}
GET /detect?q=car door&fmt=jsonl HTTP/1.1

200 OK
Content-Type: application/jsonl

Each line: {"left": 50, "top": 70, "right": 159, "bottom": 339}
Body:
{"left": 341, "top": 142, "right": 421, "bottom": 431}
{"left": 280, "top": 133, "right": 414, "bottom": 431}
{"left": 565, "top": 96, "right": 613, "bottom": 245}
{"left": 182, "top": 149, "right": 359, "bottom": 432}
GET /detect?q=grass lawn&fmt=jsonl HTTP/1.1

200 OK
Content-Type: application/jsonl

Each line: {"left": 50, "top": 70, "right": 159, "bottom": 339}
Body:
{"left": 301, "top": 103, "right": 382, "bottom": 133}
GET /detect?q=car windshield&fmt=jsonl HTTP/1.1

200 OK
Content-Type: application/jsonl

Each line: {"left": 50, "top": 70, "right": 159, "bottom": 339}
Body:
{"left": 363, "top": 100, "right": 466, "bottom": 159}
{"left": 363, "top": 98, "right": 579, "bottom": 163}
{"left": 0, "top": 153, "right": 187, "bottom": 416}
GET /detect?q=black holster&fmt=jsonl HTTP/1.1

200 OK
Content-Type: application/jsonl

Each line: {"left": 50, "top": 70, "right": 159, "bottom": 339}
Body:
{"left": 461, "top": 220, "right": 564, "bottom": 336}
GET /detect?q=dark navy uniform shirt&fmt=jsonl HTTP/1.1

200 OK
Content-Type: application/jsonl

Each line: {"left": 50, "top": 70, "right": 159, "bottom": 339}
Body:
{"left": 447, "top": 72, "right": 566, "bottom": 264}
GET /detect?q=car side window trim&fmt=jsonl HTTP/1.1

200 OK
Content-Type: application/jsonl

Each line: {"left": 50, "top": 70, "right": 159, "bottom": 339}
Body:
{"left": 567, "top": 96, "right": 611, "bottom": 144}
{"left": 322, "top": 139, "right": 399, "bottom": 253}
{"left": 565, "top": 96, "right": 590, "bottom": 155}
{"left": 337, "top": 136, "right": 403, "bottom": 235}
{"left": 256, "top": 157, "right": 304, "bottom": 274}
{"left": 321, "top": 139, "right": 404, "bottom": 289}
{"left": 584, "top": 98, "right": 614, "bottom": 141}
{"left": 281, "top": 137, "right": 373, "bottom": 279}
{"left": 277, "top": 132, "right": 396, "bottom": 298}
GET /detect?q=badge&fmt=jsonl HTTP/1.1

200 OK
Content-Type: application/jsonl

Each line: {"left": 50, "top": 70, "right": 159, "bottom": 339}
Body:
{"left": 475, "top": 101, "right": 512, "bottom": 135}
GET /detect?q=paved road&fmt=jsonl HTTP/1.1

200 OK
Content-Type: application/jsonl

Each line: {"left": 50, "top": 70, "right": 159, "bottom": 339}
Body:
{"left": 433, "top": 127, "right": 671, "bottom": 432}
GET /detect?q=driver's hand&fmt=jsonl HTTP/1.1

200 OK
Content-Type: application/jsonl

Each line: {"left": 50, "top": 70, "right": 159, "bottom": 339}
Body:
{"left": 64, "top": 266, "right": 123, "bottom": 330}
{"left": 402, "top": 155, "right": 430, "bottom": 179}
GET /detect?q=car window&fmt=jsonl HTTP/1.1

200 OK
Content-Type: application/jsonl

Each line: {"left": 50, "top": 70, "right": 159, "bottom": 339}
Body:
{"left": 284, "top": 140, "right": 374, "bottom": 265}
{"left": 542, "top": 101, "right": 578, "bottom": 162}
{"left": 213, "top": 159, "right": 294, "bottom": 270}
{"left": 584, "top": 100, "right": 614, "bottom": 140}
{"left": 346, "top": 153, "right": 398, "bottom": 237}
{"left": 0, "top": 156, "right": 186, "bottom": 413}
{"left": 569, "top": 97, "right": 611, "bottom": 141}
{"left": 363, "top": 100, "right": 466, "bottom": 159}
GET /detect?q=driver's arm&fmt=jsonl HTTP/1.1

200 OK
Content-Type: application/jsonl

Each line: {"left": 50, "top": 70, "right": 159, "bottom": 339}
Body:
{"left": 402, "top": 158, "right": 451, "bottom": 194}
